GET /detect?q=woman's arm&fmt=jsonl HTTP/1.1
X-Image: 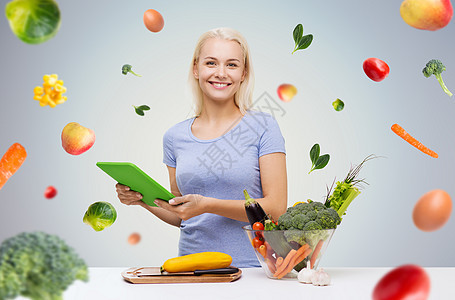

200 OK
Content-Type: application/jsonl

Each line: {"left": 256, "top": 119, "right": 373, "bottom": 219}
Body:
{"left": 116, "top": 166, "right": 183, "bottom": 227}
{"left": 155, "top": 152, "right": 287, "bottom": 222}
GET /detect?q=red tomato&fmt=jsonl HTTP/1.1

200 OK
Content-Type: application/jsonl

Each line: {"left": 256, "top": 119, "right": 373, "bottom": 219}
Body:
{"left": 373, "top": 265, "right": 430, "bottom": 300}
{"left": 252, "top": 222, "right": 264, "bottom": 231}
{"left": 44, "top": 186, "right": 57, "bottom": 199}
{"left": 252, "top": 236, "right": 264, "bottom": 248}
{"left": 363, "top": 58, "right": 390, "bottom": 82}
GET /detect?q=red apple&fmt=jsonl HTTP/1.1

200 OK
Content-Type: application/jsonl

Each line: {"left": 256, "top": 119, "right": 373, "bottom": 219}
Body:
{"left": 61, "top": 122, "right": 95, "bottom": 155}
{"left": 277, "top": 84, "right": 297, "bottom": 102}
{"left": 400, "top": 0, "right": 453, "bottom": 31}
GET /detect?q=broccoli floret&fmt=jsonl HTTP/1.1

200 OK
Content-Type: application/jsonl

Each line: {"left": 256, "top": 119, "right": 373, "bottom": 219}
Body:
{"left": 302, "top": 221, "right": 323, "bottom": 231}
{"left": 277, "top": 201, "right": 340, "bottom": 231}
{"left": 310, "top": 201, "right": 326, "bottom": 212}
{"left": 306, "top": 210, "right": 317, "bottom": 222}
{"left": 316, "top": 209, "right": 341, "bottom": 228}
{"left": 0, "top": 232, "right": 88, "bottom": 300}
{"left": 122, "top": 64, "right": 142, "bottom": 77}
{"left": 292, "top": 202, "right": 310, "bottom": 212}
{"left": 422, "top": 59, "right": 452, "bottom": 97}
{"left": 284, "top": 229, "right": 306, "bottom": 244}
{"left": 278, "top": 213, "right": 293, "bottom": 230}
{"left": 291, "top": 214, "right": 308, "bottom": 230}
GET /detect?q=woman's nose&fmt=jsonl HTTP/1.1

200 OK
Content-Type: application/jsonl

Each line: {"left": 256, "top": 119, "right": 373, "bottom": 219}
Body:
{"left": 215, "top": 66, "right": 227, "bottom": 78}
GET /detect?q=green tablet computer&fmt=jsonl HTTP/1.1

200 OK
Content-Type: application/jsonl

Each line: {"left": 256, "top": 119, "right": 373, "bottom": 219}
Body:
{"left": 96, "top": 162, "right": 174, "bottom": 207}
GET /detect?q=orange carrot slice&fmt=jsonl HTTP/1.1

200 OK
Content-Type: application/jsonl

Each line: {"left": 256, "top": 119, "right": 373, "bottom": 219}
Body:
{"left": 310, "top": 240, "right": 324, "bottom": 269}
{"left": 274, "top": 249, "right": 297, "bottom": 277}
{"left": 0, "top": 143, "right": 27, "bottom": 190}
{"left": 265, "top": 258, "right": 277, "bottom": 274}
{"left": 391, "top": 124, "right": 438, "bottom": 158}
{"left": 275, "top": 244, "right": 311, "bottom": 279}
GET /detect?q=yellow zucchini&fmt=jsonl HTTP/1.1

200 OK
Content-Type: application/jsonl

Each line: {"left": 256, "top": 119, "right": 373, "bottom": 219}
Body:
{"left": 162, "top": 252, "right": 232, "bottom": 272}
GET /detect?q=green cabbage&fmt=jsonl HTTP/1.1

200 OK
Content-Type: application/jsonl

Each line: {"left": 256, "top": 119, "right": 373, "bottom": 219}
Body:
{"left": 83, "top": 201, "right": 117, "bottom": 231}
{"left": 5, "top": 0, "right": 61, "bottom": 44}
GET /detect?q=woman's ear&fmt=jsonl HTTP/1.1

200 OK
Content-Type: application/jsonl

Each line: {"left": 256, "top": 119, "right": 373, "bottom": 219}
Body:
{"left": 241, "top": 68, "right": 246, "bottom": 82}
{"left": 193, "top": 63, "right": 199, "bottom": 79}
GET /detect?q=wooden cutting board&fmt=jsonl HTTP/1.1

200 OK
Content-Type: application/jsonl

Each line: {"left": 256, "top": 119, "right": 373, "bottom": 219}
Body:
{"left": 122, "top": 267, "right": 242, "bottom": 284}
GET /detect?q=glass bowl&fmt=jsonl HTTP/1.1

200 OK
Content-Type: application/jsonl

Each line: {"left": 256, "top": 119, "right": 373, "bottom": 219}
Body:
{"left": 243, "top": 225, "right": 335, "bottom": 280}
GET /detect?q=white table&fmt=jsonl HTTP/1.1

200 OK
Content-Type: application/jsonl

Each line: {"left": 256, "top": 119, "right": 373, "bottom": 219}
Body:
{"left": 22, "top": 267, "right": 455, "bottom": 300}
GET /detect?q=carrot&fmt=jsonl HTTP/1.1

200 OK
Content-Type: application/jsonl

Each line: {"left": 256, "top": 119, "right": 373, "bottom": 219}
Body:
{"left": 264, "top": 241, "right": 276, "bottom": 263}
{"left": 258, "top": 244, "right": 267, "bottom": 258}
{"left": 273, "top": 249, "right": 297, "bottom": 277}
{"left": 275, "top": 244, "right": 310, "bottom": 279}
{"left": 265, "top": 258, "right": 277, "bottom": 274}
{"left": 310, "top": 240, "right": 324, "bottom": 269}
{"left": 275, "top": 256, "right": 284, "bottom": 268}
{"left": 391, "top": 124, "right": 438, "bottom": 158}
{"left": 0, "top": 143, "right": 27, "bottom": 190}
{"left": 276, "top": 248, "right": 313, "bottom": 279}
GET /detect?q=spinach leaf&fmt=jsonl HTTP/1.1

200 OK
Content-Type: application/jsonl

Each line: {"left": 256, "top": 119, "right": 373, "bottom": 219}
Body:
{"left": 296, "top": 34, "right": 313, "bottom": 50}
{"left": 310, "top": 144, "right": 320, "bottom": 166}
{"left": 293, "top": 24, "right": 303, "bottom": 45}
{"left": 133, "top": 105, "right": 150, "bottom": 116}
{"left": 292, "top": 23, "right": 313, "bottom": 54}
{"left": 309, "top": 144, "right": 330, "bottom": 174}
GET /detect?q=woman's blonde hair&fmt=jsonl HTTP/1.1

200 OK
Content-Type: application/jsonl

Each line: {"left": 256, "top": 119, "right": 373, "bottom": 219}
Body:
{"left": 189, "top": 27, "right": 255, "bottom": 116}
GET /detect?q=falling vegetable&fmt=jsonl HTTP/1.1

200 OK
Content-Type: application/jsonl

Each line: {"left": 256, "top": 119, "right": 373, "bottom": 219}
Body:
{"left": 133, "top": 105, "right": 150, "bottom": 116}
{"left": 309, "top": 144, "right": 330, "bottom": 174}
{"left": 33, "top": 74, "right": 67, "bottom": 107}
{"left": 373, "top": 265, "right": 430, "bottom": 300}
{"left": 5, "top": 0, "right": 61, "bottom": 44}
{"left": 44, "top": 186, "right": 57, "bottom": 199}
{"left": 122, "top": 64, "right": 142, "bottom": 77}
{"left": 391, "top": 124, "right": 438, "bottom": 158}
{"left": 363, "top": 58, "right": 390, "bottom": 82}
{"left": 0, "top": 232, "right": 88, "bottom": 300}
{"left": 422, "top": 59, "right": 452, "bottom": 97}
{"left": 332, "top": 98, "right": 344, "bottom": 111}
{"left": 0, "top": 143, "right": 27, "bottom": 191}
{"left": 83, "top": 201, "right": 117, "bottom": 231}
{"left": 291, "top": 24, "right": 313, "bottom": 54}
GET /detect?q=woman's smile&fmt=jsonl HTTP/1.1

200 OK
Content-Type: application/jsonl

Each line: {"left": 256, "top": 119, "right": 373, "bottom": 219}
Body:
{"left": 209, "top": 81, "right": 232, "bottom": 89}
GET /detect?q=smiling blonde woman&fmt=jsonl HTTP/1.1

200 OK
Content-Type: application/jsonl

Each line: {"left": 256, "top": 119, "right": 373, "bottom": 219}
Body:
{"left": 116, "top": 27, "right": 287, "bottom": 268}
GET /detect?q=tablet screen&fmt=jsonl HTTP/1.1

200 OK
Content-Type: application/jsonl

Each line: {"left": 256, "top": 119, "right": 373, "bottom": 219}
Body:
{"left": 96, "top": 162, "right": 174, "bottom": 207}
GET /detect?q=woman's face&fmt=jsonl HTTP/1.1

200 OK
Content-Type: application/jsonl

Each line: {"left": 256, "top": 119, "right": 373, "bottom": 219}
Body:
{"left": 193, "top": 38, "right": 245, "bottom": 104}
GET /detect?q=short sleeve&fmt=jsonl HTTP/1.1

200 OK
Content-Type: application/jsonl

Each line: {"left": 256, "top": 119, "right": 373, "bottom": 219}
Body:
{"left": 259, "top": 116, "right": 286, "bottom": 157}
{"left": 162, "top": 129, "right": 176, "bottom": 168}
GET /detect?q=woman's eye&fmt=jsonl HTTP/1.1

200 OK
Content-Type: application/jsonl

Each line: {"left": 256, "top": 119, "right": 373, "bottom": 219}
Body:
{"left": 206, "top": 61, "right": 215, "bottom": 66}
{"left": 228, "top": 63, "right": 238, "bottom": 67}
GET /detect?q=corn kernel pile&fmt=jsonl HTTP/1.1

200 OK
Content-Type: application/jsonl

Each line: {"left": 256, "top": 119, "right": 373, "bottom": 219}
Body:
{"left": 33, "top": 74, "right": 67, "bottom": 107}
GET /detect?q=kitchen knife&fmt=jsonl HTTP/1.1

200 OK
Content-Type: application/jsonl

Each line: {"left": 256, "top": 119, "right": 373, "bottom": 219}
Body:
{"left": 128, "top": 267, "right": 239, "bottom": 277}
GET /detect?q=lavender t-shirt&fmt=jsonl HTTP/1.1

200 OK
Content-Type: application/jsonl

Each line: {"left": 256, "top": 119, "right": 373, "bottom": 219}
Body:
{"left": 162, "top": 110, "right": 286, "bottom": 267}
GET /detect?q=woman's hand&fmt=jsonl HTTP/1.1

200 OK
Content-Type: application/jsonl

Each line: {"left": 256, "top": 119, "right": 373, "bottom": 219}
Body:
{"left": 154, "top": 194, "right": 206, "bottom": 221}
{"left": 116, "top": 183, "right": 143, "bottom": 206}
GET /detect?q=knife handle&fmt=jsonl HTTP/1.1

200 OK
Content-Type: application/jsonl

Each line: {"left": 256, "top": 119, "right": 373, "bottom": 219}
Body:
{"left": 193, "top": 267, "right": 239, "bottom": 275}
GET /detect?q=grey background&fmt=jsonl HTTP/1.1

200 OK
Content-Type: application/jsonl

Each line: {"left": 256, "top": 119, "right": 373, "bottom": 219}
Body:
{"left": 1, "top": 0, "right": 454, "bottom": 268}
